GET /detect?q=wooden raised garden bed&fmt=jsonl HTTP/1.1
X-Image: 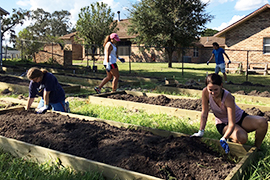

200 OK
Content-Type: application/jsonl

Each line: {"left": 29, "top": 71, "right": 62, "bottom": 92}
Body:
{"left": 0, "top": 107, "right": 258, "bottom": 180}
{"left": 0, "top": 74, "right": 80, "bottom": 94}
{"left": 157, "top": 85, "right": 270, "bottom": 105}
{"left": 89, "top": 91, "right": 270, "bottom": 121}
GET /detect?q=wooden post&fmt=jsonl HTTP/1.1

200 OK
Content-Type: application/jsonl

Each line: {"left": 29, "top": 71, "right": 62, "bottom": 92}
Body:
{"left": 245, "top": 51, "right": 249, "bottom": 81}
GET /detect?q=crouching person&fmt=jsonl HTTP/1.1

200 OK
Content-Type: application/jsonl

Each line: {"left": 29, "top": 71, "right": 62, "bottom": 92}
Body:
{"left": 26, "top": 67, "right": 70, "bottom": 113}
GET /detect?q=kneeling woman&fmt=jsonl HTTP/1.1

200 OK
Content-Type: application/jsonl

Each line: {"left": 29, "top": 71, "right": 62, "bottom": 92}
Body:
{"left": 192, "top": 73, "right": 268, "bottom": 152}
{"left": 26, "top": 67, "right": 66, "bottom": 113}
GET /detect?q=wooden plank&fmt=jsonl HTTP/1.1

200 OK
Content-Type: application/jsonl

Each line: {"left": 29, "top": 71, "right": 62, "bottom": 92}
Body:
{"left": 0, "top": 135, "right": 162, "bottom": 180}
{"left": 225, "top": 147, "right": 258, "bottom": 180}
{"left": 89, "top": 95, "right": 215, "bottom": 121}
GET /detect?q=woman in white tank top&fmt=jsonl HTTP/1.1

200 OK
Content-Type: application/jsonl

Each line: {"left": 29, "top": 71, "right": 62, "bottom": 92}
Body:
{"left": 95, "top": 33, "right": 125, "bottom": 93}
{"left": 192, "top": 73, "right": 268, "bottom": 152}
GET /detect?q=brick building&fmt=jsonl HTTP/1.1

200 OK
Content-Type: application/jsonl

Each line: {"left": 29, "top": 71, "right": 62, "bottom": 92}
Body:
{"left": 214, "top": 4, "right": 270, "bottom": 71}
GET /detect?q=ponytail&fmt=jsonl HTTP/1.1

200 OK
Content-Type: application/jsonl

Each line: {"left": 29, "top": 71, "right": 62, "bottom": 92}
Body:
{"left": 103, "top": 35, "right": 111, "bottom": 47}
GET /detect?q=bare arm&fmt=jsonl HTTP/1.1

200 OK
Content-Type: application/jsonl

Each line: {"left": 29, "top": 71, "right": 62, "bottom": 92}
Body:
{"left": 200, "top": 88, "right": 209, "bottom": 130}
{"left": 223, "top": 94, "right": 236, "bottom": 139}
{"left": 105, "top": 43, "right": 113, "bottom": 64}
{"left": 26, "top": 97, "right": 35, "bottom": 110}
{"left": 207, "top": 54, "right": 214, "bottom": 63}
{"left": 43, "top": 90, "right": 51, "bottom": 106}
{"left": 223, "top": 52, "right": 230, "bottom": 61}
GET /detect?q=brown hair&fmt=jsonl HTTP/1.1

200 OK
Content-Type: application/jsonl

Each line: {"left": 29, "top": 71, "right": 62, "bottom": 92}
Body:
{"left": 27, "top": 67, "right": 48, "bottom": 80}
{"left": 103, "top": 35, "right": 111, "bottom": 47}
{"left": 205, "top": 73, "right": 223, "bottom": 86}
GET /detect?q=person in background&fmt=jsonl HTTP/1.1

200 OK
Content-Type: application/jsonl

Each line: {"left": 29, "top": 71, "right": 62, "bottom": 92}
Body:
{"left": 192, "top": 73, "right": 268, "bottom": 153}
{"left": 207, "top": 42, "right": 231, "bottom": 83}
{"left": 26, "top": 67, "right": 69, "bottom": 113}
{"left": 94, "top": 33, "right": 125, "bottom": 94}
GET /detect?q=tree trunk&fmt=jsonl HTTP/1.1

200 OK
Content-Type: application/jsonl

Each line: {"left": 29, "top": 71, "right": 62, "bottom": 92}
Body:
{"left": 168, "top": 51, "right": 172, "bottom": 68}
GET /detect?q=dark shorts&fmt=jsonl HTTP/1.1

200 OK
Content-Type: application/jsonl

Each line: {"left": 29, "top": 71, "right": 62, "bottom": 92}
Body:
{"left": 104, "top": 63, "right": 118, "bottom": 72}
{"left": 216, "top": 111, "right": 249, "bottom": 135}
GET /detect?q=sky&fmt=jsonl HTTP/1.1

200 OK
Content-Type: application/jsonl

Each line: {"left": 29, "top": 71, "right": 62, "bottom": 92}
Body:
{"left": 1, "top": 0, "right": 270, "bottom": 39}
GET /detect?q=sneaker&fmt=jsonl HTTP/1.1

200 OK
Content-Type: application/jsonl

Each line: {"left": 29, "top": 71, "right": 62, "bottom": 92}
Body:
{"left": 65, "top": 101, "right": 70, "bottom": 113}
{"left": 94, "top": 87, "right": 101, "bottom": 94}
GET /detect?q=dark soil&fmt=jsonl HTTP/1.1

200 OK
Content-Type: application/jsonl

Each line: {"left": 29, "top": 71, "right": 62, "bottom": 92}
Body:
{"left": 108, "top": 94, "right": 270, "bottom": 121}
{"left": 234, "top": 90, "right": 270, "bottom": 97}
{"left": 0, "top": 110, "right": 236, "bottom": 179}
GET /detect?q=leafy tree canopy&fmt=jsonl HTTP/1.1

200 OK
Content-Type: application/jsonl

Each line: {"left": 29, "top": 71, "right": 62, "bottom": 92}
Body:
{"left": 201, "top": 28, "right": 219, "bottom": 37}
{"left": 128, "top": 0, "right": 213, "bottom": 67}
{"left": 76, "top": 2, "right": 118, "bottom": 49}
{"left": 1, "top": 8, "right": 30, "bottom": 43}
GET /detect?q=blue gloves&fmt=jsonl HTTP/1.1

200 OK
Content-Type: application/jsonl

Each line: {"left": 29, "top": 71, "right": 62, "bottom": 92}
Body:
{"left": 220, "top": 137, "right": 229, "bottom": 154}
{"left": 106, "top": 64, "right": 111, "bottom": 72}
{"left": 191, "top": 130, "right": 204, "bottom": 137}
{"left": 118, "top": 57, "right": 125, "bottom": 63}
{"left": 36, "top": 105, "right": 49, "bottom": 114}
{"left": 206, "top": 61, "right": 209, "bottom": 65}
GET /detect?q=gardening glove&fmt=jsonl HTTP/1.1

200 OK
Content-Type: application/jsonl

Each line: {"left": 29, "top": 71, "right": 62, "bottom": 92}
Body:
{"left": 191, "top": 130, "right": 204, "bottom": 137}
{"left": 118, "top": 57, "right": 125, "bottom": 63}
{"left": 220, "top": 137, "right": 230, "bottom": 154}
{"left": 36, "top": 105, "right": 49, "bottom": 114}
{"left": 106, "top": 64, "right": 111, "bottom": 72}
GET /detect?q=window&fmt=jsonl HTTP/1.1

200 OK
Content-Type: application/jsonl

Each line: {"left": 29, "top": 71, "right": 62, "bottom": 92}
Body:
{"left": 118, "top": 41, "right": 131, "bottom": 56}
{"left": 193, "top": 47, "right": 198, "bottom": 57}
{"left": 263, "top": 38, "right": 270, "bottom": 54}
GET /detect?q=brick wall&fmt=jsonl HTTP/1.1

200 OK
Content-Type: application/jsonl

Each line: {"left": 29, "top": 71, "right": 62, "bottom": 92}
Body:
{"left": 35, "top": 44, "right": 72, "bottom": 66}
{"left": 222, "top": 9, "right": 270, "bottom": 70}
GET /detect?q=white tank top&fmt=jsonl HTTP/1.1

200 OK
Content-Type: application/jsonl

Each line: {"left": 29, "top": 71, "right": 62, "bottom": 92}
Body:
{"left": 103, "top": 42, "right": 117, "bottom": 65}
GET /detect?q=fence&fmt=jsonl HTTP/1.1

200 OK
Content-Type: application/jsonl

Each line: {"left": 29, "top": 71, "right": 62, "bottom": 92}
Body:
{"left": 2, "top": 39, "right": 268, "bottom": 81}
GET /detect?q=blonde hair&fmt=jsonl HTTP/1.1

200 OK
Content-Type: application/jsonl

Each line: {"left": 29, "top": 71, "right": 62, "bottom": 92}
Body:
{"left": 103, "top": 35, "right": 111, "bottom": 47}
{"left": 27, "top": 67, "right": 48, "bottom": 80}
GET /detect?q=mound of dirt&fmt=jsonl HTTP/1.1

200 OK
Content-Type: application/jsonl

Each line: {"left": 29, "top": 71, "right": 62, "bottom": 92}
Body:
{"left": 108, "top": 94, "right": 270, "bottom": 121}
{"left": 0, "top": 110, "right": 236, "bottom": 179}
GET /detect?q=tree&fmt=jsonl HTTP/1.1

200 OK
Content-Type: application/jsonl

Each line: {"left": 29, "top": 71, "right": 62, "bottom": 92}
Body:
{"left": 201, "top": 28, "right": 219, "bottom": 37}
{"left": 1, "top": 8, "right": 30, "bottom": 43}
{"left": 76, "top": 2, "right": 118, "bottom": 50}
{"left": 27, "top": 8, "right": 72, "bottom": 42}
{"left": 128, "top": 0, "right": 213, "bottom": 67}
{"left": 16, "top": 28, "right": 44, "bottom": 61}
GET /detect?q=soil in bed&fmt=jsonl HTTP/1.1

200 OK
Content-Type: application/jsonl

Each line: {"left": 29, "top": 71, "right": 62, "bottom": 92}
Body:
{"left": 0, "top": 110, "right": 236, "bottom": 180}
{"left": 108, "top": 94, "right": 270, "bottom": 121}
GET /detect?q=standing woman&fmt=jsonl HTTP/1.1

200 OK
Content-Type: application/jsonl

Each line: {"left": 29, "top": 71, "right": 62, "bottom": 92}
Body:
{"left": 95, "top": 33, "right": 125, "bottom": 94}
{"left": 192, "top": 73, "right": 268, "bottom": 153}
{"left": 26, "top": 67, "right": 67, "bottom": 113}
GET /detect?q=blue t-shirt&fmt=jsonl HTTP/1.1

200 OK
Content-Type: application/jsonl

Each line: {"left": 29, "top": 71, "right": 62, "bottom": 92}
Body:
{"left": 29, "top": 72, "right": 65, "bottom": 103}
{"left": 212, "top": 48, "right": 225, "bottom": 64}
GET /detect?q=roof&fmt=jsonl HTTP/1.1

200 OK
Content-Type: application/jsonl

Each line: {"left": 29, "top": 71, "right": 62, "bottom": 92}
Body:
{"left": 59, "top": 19, "right": 136, "bottom": 41}
{"left": 198, "top": 36, "right": 225, "bottom": 47}
{"left": 116, "top": 19, "right": 136, "bottom": 39}
{"left": 59, "top": 32, "right": 77, "bottom": 40}
{"left": 0, "top": 7, "right": 9, "bottom": 16}
{"left": 214, "top": 3, "right": 270, "bottom": 37}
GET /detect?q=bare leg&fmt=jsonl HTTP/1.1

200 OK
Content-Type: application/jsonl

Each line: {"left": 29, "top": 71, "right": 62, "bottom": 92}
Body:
{"left": 110, "top": 68, "right": 120, "bottom": 92}
{"left": 223, "top": 125, "right": 248, "bottom": 144}
{"left": 222, "top": 73, "right": 227, "bottom": 82}
{"left": 241, "top": 115, "right": 268, "bottom": 148}
{"left": 98, "top": 70, "right": 113, "bottom": 89}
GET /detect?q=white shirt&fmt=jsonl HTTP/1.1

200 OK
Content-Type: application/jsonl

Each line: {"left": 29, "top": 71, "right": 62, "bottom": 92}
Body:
{"left": 103, "top": 42, "right": 117, "bottom": 65}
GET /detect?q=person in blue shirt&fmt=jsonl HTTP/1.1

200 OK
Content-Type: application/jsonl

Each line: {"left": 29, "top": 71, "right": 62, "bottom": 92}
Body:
{"left": 25, "top": 67, "right": 67, "bottom": 113}
{"left": 207, "top": 42, "right": 231, "bottom": 83}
